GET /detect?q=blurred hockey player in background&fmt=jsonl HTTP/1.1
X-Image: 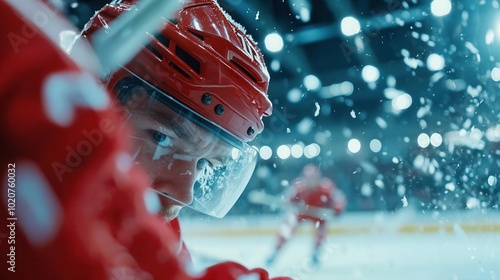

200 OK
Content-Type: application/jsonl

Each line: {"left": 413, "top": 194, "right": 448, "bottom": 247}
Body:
{"left": 0, "top": 0, "right": 291, "bottom": 279}
{"left": 266, "top": 164, "right": 347, "bottom": 267}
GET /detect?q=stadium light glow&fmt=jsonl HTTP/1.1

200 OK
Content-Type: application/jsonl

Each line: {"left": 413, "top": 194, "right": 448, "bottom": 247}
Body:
{"left": 259, "top": 146, "right": 272, "bottom": 160}
{"left": 277, "top": 145, "right": 291, "bottom": 159}
{"left": 270, "top": 59, "right": 281, "bottom": 72}
{"left": 319, "top": 81, "right": 353, "bottom": 99}
{"left": 290, "top": 144, "right": 304, "bottom": 158}
{"left": 287, "top": 88, "right": 302, "bottom": 103}
{"left": 369, "top": 139, "right": 382, "bottom": 153}
{"left": 264, "top": 33, "right": 284, "bottom": 53}
{"left": 303, "top": 74, "right": 321, "bottom": 91}
{"left": 430, "top": 133, "right": 443, "bottom": 147}
{"left": 391, "top": 93, "right": 412, "bottom": 110}
{"left": 361, "top": 65, "right": 380, "bottom": 83}
{"left": 347, "top": 139, "right": 361, "bottom": 153}
{"left": 341, "top": 16, "right": 361, "bottom": 36}
{"left": 430, "top": 0, "right": 452, "bottom": 17}
{"left": 426, "top": 53, "right": 445, "bottom": 71}
{"left": 491, "top": 67, "right": 500, "bottom": 82}
{"left": 304, "top": 143, "right": 320, "bottom": 158}
{"left": 417, "top": 133, "right": 430, "bottom": 148}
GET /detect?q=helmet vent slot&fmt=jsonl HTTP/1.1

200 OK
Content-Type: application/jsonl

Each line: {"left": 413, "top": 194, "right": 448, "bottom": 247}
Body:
{"left": 145, "top": 44, "right": 163, "bottom": 59}
{"left": 188, "top": 30, "right": 205, "bottom": 41}
{"left": 230, "top": 59, "right": 258, "bottom": 83}
{"left": 153, "top": 33, "right": 171, "bottom": 48}
{"left": 176, "top": 47, "right": 201, "bottom": 74}
{"left": 168, "top": 62, "right": 190, "bottom": 78}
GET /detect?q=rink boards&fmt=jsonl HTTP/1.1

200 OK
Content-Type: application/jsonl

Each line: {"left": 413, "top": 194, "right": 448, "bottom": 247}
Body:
{"left": 180, "top": 209, "right": 500, "bottom": 237}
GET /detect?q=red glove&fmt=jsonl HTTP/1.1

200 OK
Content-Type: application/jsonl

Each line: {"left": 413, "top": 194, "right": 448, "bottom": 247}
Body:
{"left": 203, "top": 262, "right": 292, "bottom": 280}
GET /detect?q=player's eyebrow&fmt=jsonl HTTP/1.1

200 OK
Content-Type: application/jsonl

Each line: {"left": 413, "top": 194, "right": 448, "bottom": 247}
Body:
{"left": 146, "top": 110, "right": 191, "bottom": 139}
{"left": 144, "top": 109, "right": 233, "bottom": 165}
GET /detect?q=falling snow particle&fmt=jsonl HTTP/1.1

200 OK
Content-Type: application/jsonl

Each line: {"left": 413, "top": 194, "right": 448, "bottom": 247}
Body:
{"left": 466, "top": 85, "right": 481, "bottom": 98}
{"left": 487, "top": 176, "right": 497, "bottom": 187}
{"left": 255, "top": 11, "right": 260, "bottom": 20}
{"left": 445, "top": 79, "right": 467, "bottom": 92}
{"left": 416, "top": 104, "right": 431, "bottom": 118}
{"left": 375, "top": 117, "right": 387, "bottom": 129}
{"left": 350, "top": 110, "right": 356, "bottom": 118}
{"left": 444, "top": 182, "right": 455, "bottom": 191}
{"left": 465, "top": 42, "right": 481, "bottom": 62}
{"left": 429, "top": 72, "right": 445, "bottom": 84}
{"left": 401, "top": 196, "right": 408, "bottom": 207}
{"left": 404, "top": 57, "right": 424, "bottom": 69}
{"left": 314, "top": 102, "right": 320, "bottom": 116}
{"left": 395, "top": 17, "right": 405, "bottom": 26}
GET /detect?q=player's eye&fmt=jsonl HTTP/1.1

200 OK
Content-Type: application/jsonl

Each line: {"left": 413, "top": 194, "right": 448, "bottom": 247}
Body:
{"left": 152, "top": 130, "right": 171, "bottom": 147}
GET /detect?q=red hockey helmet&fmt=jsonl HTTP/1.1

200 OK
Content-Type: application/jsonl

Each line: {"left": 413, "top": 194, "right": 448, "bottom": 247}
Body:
{"left": 81, "top": 0, "right": 272, "bottom": 218}
{"left": 83, "top": 0, "right": 272, "bottom": 142}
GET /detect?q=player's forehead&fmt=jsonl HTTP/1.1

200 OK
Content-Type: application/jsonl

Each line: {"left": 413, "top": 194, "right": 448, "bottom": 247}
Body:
{"left": 126, "top": 91, "right": 234, "bottom": 157}
{"left": 124, "top": 89, "right": 208, "bottom": 135}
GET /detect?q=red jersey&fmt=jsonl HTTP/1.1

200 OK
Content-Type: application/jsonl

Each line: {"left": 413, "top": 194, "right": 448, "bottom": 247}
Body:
{"left": 0, "top": 1, "right": 290, "bottom": 279}
{"left": 290, "top": 178, "right": 347, "bottom": 221}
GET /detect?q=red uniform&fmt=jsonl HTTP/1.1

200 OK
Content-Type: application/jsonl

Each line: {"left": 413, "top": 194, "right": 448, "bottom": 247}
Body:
{"left": 267, "top": 164, "right": 347, "bottom": 266}
{"left": 0, "top": 1, "right": 289, "bottom": 279}
{"left": 291, "top": 177, "right": 347, "bottom": 222}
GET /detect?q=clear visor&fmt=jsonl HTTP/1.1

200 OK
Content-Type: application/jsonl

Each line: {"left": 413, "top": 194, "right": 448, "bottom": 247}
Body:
{"left": 120, "top": 74, "right": 257, "bottom": 218}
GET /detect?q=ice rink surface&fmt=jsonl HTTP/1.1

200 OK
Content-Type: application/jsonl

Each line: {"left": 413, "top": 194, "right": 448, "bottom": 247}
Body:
{"left": 180, "top": 210, "right": 500, "bottom": 280}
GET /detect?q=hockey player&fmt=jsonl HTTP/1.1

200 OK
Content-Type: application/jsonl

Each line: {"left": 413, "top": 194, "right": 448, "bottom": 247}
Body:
{"left": 266, "top": 164, "right": 347, "bottom": 266}
{"left": 78, "top": 0, "right": 274, "bottom": 265}
{"left": 0, "top": 0, "right": 290, "bottom": 279}
{"left": 79, "top": 0, "right": 274, "bottom": 261}
{"left": 80, "top": 0, "right": 272, "bottom": 223}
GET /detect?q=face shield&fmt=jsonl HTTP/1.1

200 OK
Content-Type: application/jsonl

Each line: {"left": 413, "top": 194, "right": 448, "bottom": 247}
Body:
{"left": 118, "top": 73, "right": 257, "bottom": 218}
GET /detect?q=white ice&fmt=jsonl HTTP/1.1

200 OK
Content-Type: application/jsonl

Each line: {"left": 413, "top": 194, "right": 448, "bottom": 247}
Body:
{"left": 181, "top": 209, "right": 500, "bottom": 280}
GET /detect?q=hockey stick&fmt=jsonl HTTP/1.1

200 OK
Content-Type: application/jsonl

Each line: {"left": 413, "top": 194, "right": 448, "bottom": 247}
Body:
{"left": 92, "top": 0, "right": 183, "bottom": 76}
{"left": 247, "top": 190, "right": 286, "bottom": 210}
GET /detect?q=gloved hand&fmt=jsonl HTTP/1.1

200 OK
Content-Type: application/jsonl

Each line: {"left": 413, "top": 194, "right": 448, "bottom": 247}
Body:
{"left": 202, "top": 261, "right": 293, "bottom": 280}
